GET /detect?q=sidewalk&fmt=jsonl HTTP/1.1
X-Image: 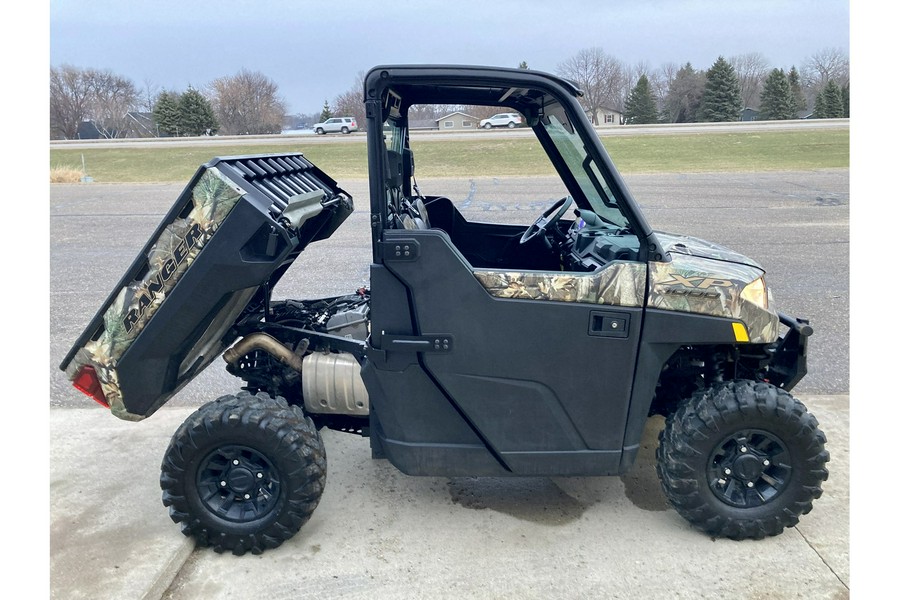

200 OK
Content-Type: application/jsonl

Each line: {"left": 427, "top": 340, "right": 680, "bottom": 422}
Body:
{"left": 50, "top": 395, "right": 849, "bottom": 600}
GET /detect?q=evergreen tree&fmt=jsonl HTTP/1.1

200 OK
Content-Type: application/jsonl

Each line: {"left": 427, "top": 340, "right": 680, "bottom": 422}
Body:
{"left": 178, "top": 87, "right": 218, "bottom": 136}
{"left": 624, "top": 74, "right": 658, "bottom": 124}
{"left": 759, "top": 69, "right": 794, "bottom": 120}
{"left": 841, "top": 82, "right": 850, "bottom": 117}
{"left": 518, "top": 61, "right": 530, "bottom": 70}
{"left": 788, "top": 66, "right": 806, "bottom": 118}
{"left": 813, "top": 93, "right": 826, "bottom": 119}
{"left": 320, "top": 100, "right": 333, "bottom": 120}
{"left": 815, "top": 79, "right": 844, "bottom": 118}
{"left": 699, "top": 56, "right": 742, "bottom": 122}
{"left": 152, "top": 90, "right": 181, "bottom": 136}
{"left": 662, "top": 62, "right": 705, "bottom": 123}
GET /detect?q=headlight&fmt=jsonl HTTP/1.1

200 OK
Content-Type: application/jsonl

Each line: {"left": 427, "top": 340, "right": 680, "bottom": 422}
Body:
{"left": 740, "top": 276, "right": 768, "bottom": 310}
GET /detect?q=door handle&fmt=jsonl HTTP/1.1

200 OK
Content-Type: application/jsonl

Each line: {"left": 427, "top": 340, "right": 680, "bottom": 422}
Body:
{"left": 588, "top": 311, "right": 629, "bottom": 338}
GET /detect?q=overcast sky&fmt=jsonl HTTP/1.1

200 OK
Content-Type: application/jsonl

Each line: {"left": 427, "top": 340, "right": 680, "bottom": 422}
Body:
{"left": 50, "top": 0, "right": 849, "bottom": 114}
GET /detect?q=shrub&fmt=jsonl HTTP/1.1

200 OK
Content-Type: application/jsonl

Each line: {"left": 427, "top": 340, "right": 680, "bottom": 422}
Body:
{"left": 50, "top": 166, "right": 83, "bottom": 183}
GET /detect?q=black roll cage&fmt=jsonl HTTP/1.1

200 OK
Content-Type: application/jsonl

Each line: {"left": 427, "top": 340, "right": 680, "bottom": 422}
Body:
{"left": 363, "top": 65, "right": 667, "bottom": 264}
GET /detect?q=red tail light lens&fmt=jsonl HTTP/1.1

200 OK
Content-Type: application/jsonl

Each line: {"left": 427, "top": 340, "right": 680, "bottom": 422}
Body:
{"left": 72, "top": 365, "right": 109, "bottom": 408}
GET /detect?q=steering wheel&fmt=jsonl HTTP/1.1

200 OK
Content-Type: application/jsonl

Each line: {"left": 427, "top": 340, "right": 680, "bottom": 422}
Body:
{"left": 519, "top": 195, "right": 574, "bottom": 245}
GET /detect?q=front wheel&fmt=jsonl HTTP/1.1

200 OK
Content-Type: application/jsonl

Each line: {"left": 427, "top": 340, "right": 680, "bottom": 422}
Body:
{"left": 315, "top": 127, "right": 324, "bottom": 135}
{"left": 484, "top": 123, "right": 492, "bottom": 129}
{"left": 656, "top": 380, "right": 828, "bottom": 540}
{"left": 160, "top": 392, "right": 326, "bottom": 555}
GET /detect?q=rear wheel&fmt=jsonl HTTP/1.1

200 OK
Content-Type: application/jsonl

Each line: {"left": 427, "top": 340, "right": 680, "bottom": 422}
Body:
{"left": 160, "top": 392, "right": 326, "bottom": 555}
{"left": 341, "top": 126, "right": 349, "bottom": 134}
{"left": 656, "top": 380, "right": 828, "bottom": 539}
{"left": 507, "top": 121, "right": 516, "bottom": 128}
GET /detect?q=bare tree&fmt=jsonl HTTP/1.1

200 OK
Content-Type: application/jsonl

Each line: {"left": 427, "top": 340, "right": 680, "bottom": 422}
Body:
{"left": 802, "top": 47, "right": 850, "bottom": 91}
{"left": 50, "top": 65, "right": 93, "bottom": 139}
{"left": 50, "top": 65, "right": 138, "bottom": 139}
{"left": 86, "top": 69, "right": 138, "bottom": 138}
{"left": 331, "top": 72, "right": 367, "bottom": 130}
{"left": 210, "top": 69, "right": 286, "bottom": 135}
{"left": 556, "top": 47, "right": 625, "bottom": 123}
{"left": 139, "top": 78, "right": 160, "bottom": 113}
{"left": 729, "top": 52, "right": 770, "bottom": 108}
{"left": 656, "top": 62, "right": 680, "bottom": 112}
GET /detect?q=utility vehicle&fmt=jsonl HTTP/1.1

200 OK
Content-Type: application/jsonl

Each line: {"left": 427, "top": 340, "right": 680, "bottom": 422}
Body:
{"left": 313, "top": 116, "right": 358, "bottom": 134}
{"left": 61, "top": 65, "right": 828, "bottom": 555}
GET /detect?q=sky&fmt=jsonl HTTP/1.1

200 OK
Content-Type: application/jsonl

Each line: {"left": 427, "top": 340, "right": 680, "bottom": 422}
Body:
{"left": 49, "top": 0, "right": 850, "bottom": 115}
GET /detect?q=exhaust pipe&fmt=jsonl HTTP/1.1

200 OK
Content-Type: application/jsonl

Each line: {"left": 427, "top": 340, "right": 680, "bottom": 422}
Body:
{"left": 223, "top": 333, "right": 306, "bottom": 373}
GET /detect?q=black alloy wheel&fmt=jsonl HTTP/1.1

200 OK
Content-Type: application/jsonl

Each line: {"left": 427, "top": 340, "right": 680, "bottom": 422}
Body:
{"left": 656, "top": 380, "right": 828, "bottom": 540}
{"left": 160, "top": 392, "right": 326, "bottom": 555}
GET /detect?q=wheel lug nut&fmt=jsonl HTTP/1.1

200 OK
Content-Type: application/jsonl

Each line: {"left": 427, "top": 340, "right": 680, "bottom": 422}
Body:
{"left": 724, "top": 468, "right": 732, "bottom": 475}
{"left": 740, "top": 446, "right": 748, "bottom": 453}
{"left": 244, "top": 493, "right": 251, "bottom": 500}
{"left": 257, "top": 473, "right": 264, "bottom": 479}
{"left": 763, "top": 459, "right": 770, "bottom": 466}
{"left": 220, "top": 481, "right": 227, "bottom": 487}
{"left": 746, "top": 481, "right": 754, "bottom": 488}
{"left": 232, "top": 459, "right": 240, "bottom": 465}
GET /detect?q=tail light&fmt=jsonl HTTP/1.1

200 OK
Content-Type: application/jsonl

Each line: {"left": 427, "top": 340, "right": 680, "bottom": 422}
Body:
{"left": 72, "top": 365, "right": 109, "bottom": 408}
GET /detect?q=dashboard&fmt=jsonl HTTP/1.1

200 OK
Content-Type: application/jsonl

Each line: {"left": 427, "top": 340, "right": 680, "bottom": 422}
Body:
{"left": 562, "top": 221, "right": 640, "bottom": 272}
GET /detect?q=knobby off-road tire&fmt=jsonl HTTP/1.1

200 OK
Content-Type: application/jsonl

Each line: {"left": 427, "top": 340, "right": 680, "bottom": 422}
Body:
{"left": 656, "top": 380, "right": 828, "bottom": 540}
{"left": 160, "top": 391, "right": 326, "bottom": 555}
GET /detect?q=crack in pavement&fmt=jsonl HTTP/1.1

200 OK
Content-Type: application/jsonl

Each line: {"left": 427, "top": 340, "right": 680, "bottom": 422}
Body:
{"left": 796, "top": 525, "right": 849, "bottom": 591}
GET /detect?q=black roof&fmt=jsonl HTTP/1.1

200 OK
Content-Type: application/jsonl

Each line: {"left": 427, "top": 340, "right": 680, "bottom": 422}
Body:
{"left": 364, "top": 64, "right": 583, "bottom": 110}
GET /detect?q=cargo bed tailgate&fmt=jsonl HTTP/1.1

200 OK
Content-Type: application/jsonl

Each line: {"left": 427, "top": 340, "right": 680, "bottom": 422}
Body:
{"left": 60, "top": 153, "right": 352, "bottom": 420}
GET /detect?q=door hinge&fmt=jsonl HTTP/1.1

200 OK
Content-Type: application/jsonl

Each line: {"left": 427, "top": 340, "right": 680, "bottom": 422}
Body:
{"left": 380, "top": 239, "right": 420, "bottom": 261}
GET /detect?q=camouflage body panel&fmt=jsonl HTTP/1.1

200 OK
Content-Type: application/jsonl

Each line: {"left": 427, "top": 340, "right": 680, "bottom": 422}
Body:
{"left": 65, "top": 167, "right": 243, "bottom": 420}
{"left": 649, "top": 253, "right": 779, "bottom": 344}
{"left": 474, "top": 262, "right": 646, "bottom": 307}
{"left": 655, "top": 232, "right": 762, "bottom": 269}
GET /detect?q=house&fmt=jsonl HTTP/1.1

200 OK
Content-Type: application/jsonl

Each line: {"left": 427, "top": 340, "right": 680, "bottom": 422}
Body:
{"left": 76, "top": 120, "right": 102, "bottom": 140}
{"left": 74, "top": 112, "right": 159, "bottom": 139}
{"left": 409, "top": 118, "right": 438, "bottom": 130}
{"left": 436, "top": 112, "right": 478, "bottom": 130}
{"left": 589, "top": 105, "right": 624, "bottom": 126}
{"left": 741, "top": 107, "right": 760, "bottom": 122}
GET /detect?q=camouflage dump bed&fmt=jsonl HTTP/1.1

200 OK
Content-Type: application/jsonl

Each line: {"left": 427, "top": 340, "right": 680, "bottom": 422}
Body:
{"left": 60, "top": 153, "right": 352, "bottom": 421}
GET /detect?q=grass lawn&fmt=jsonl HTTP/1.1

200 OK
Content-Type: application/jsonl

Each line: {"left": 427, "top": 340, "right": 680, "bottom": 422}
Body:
{"left": 49, "top": 129, "right": 849, "bottom": 183}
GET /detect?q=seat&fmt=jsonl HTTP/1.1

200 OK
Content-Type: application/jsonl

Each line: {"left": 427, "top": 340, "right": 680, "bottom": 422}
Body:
{"left": 385, "top": 149, "right": 430, "bottom": 230}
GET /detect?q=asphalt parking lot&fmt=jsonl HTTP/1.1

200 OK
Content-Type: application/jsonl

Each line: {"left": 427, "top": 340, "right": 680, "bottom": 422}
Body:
{"left": 49, "top": 169, "right": 849, "bottom": 599}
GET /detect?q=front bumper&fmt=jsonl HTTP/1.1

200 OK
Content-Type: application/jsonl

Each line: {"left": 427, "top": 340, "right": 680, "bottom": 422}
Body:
{"left": 766, "top": 313, "right": 813, "bottom": 391}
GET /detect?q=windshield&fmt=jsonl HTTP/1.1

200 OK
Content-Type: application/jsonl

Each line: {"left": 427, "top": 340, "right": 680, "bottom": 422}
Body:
{"left": 541, "top": 107, "right": 630, "bottom": 230}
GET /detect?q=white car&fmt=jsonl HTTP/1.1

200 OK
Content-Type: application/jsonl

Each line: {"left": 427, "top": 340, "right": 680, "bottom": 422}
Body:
{"left": 313, "top": 117, "right": 359, "bottom": 134}
{"left": 479, "top": 113, "right": 523, "bottom": 129}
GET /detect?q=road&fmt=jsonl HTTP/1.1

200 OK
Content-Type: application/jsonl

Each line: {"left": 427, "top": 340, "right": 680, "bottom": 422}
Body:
{"left": 49, "top": 118, "right": 849, "bottom": 149}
